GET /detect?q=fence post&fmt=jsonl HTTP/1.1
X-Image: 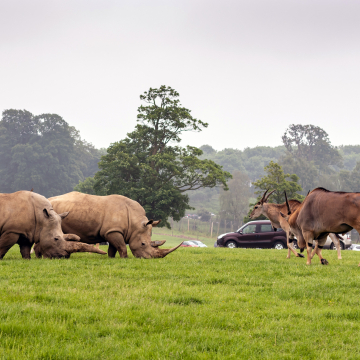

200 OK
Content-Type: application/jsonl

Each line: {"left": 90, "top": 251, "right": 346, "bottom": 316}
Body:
{"left": 188, "top": 217, "right": 189, "bottom": 232}
{"left": 211, "top": 222, "right": 213, "bottom": 237}
{"left": 171, "top": 217, "right": 173, "bottom": 236}
{"left": 225, "top": 220, "right": 227, "bottom": 234}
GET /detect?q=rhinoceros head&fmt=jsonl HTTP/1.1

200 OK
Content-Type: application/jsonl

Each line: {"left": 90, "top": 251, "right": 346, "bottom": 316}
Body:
{"left": 128, "top": 219, "right": 182, "bottom": 259}
{"left": 36, "top": 208, "right": 106, "bottom": 259}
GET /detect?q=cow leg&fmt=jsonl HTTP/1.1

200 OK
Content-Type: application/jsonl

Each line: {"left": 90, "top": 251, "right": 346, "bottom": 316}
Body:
{"left": 287, "top": 235, "right": 302, "bottom": 258}
{"left": 280, "top": 219, "right": 302, "bottom": 258}
{"left": 0, "top": 232, "right": 20, "bottom": 259}
{"left": 286, "top": 231, "right": 292, "bottom": 259}
{"left": 328, "top": 233, "right": 342, "bottom": 260}
{"left": 314, "top": 245, "right": 328, "bottom": 265}
{"left": 311, "top": 241, "right": 318, "bottom": 259}
{"left": 302, "top": 232, "right": 314, "bottom": 265}
{"left": 315, "top": 237, "right": 328, "bottom": 265}
{"left": 105, "top": 232, "right": 128, "bottom": 258}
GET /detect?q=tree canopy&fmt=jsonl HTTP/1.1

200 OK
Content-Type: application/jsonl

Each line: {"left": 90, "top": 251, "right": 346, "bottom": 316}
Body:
{"left": 282, "top": 124, "right": 342, "bottom": 169}
{"left": 280, "top": 124, "right": 343, "bottom": 193}
{"left": 78, "top": 86, "right": 231, "bottom": 227}
{"left": 252, "top": 161, "right": 303, "bottom": 204}
{"left": 0, "top": 109, "right": 103, "bottom": 197}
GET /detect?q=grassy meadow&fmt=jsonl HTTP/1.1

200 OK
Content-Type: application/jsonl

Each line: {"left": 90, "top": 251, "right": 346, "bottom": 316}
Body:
{"left": 1, "top": 242, "right": 360, "bottom": 359}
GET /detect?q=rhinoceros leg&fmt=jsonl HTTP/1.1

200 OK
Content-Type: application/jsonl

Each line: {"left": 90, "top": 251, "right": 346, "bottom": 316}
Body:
{"left": 0, "top": 232, "right": 20, "bottom": 259}
{"left": 18, "top": 236, "right": 32, "bottom": 259}
{"left": 105, "top": 232, "right": 128, "bottom": 258}
{"left": 108, "top": 243, "right": 117, "bottom": 258}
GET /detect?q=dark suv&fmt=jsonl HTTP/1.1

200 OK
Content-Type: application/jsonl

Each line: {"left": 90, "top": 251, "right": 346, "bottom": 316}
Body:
{"left": 216, "top": 220, "right": 287, "bottom": 249}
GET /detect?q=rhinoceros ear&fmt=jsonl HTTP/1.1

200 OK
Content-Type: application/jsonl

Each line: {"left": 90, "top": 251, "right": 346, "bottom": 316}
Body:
{"left": 59, "top": 212, "right": 70, "bottom": 220}
{"left": 145, "top": 219, "right": 161, "bottom": 227}
{"left": 152, "top": 220, "right": 161, "bottom": 227}
{"left": 43, "top": 208, "right": 50, "bottom": 218}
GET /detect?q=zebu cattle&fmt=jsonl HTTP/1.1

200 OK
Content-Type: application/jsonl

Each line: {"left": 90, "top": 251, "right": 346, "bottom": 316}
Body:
{"left": 280, "top": 188, "right": 355, "bottom": 265}
{"left": 250, "top": 190, "right": 343, "bottom": 260}
{"left": 249, "top": 190, "right": 304, "bottom": 258}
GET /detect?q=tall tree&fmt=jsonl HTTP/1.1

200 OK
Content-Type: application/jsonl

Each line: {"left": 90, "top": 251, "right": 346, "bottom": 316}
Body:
{"left": 220, "top": 170, "right": 251, "bottom": 226}
{"left": 282, "top": 124, "right": 342, "bottom": 170}
{"left": 281, "top": 124, "right": 343, "bottom": 193}
{"left": 0, "top": 109, "right": 102, "bottom": 197}
{"left": 84, "top": 86, "right": 231, "bottom": 227}
{"left": 252, "top": 161, "right": 303, "bottom": 204}
{"left": 339, "top": 161, "right": 360, "bottom": 192}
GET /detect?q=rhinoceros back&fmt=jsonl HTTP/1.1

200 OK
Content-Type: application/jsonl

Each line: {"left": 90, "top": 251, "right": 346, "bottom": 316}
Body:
{"left": 49, "top": 192, "right": 146, "bottom": 243}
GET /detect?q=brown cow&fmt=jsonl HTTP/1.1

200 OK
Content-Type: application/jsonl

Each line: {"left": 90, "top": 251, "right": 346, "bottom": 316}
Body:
{"left": 0, "top": 191, "right": 106, "bottom": 259}
{"left": 49, "top": 192, "right": 182, "bottom": 259}
{"left": 280, "top": 188, "right": 354, "bottom": 265}
{"left": 250, "top": 190, "right": 343, "bottom": 260}
{"left": 249, "top": 190, "right": 304, "bottom": 258}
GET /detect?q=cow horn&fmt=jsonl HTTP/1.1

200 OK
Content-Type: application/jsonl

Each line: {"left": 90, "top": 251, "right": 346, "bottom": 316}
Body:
{"left": 151, "top": 240, "right": 166, "bottom": 248}
{"left": 65, "top": 242, "right": 107, "bottom": 255}
{"left": 284, "top": 191, "right": 291, "bottom": 215}
{"left": 264, "top": 189, "right": 276, "bottom": 202}
{"left": 260, "top": 190, "right": 269, "bottom": 203}
{"left": 157, "top": 242, "right": 183, "bottom": 258}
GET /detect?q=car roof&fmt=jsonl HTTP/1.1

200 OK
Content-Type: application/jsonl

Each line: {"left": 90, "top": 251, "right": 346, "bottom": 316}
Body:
{"left": 244, "top": 220, "right": 272, "bottom": 225}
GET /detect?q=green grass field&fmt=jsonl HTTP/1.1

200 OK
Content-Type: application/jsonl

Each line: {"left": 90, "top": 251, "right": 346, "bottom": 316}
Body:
{"left": 1, "top": 244, "right": 360, "bottom": 359}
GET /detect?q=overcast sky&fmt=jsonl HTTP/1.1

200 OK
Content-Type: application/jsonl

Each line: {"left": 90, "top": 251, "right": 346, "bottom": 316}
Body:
{"left": 1, "top": 0, "right": 359, "bottom": 150}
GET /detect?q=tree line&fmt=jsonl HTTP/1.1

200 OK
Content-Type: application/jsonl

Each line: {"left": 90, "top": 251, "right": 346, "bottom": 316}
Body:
{"left": 3, "top": 86, "right": 360, "bottom": 229}
{"left": 192, "top": 124, "right": 360, "bottom": 226}
{"left": 0, "top": 109, "right": 105, "bottom": 197}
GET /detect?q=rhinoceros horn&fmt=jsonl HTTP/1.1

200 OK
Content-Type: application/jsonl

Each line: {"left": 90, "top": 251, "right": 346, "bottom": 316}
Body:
{"left": 156, "top": 242, "right": 183, "bottom": 258}
{"left": 65, "top": 241, "right": 107, "bottom": 255}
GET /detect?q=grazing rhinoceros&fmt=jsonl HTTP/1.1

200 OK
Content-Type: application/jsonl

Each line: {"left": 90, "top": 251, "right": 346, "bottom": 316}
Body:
{"left": 0, "top": 191, "right": 106, "bottom": 259}
{"left": 49, "top": 192, "right": 182, "bottom": 259}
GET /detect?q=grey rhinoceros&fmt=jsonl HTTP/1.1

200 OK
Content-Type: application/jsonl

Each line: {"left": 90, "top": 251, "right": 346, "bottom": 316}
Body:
{"left": 49, "top": 192, "right": 182, "bottom": 259}
{"left": 0, "top": 190, "right": 106, "bottom": 259}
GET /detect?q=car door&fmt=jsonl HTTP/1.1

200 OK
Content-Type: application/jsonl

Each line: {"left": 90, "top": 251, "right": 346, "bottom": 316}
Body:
{"left": 255, "top": 224, "right": 274, "bottom": 248}
{"left": 237, "top": 223, "right": 258, "bottom": 248}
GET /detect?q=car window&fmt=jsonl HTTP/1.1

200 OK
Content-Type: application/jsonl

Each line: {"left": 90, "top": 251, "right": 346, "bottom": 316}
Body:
{"left": 242, "top": 224, "right": 257, "bottom": 234}
{"left": 259, "top": 224, "right": 273, "bottom": 233}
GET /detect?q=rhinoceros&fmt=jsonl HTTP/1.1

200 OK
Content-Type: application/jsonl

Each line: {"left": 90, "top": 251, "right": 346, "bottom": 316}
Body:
{"left": 0, "top": 191, "right": 106, "bottom": 259}
{"left": 49, "top": 192, "right": 182, "bottom": 259}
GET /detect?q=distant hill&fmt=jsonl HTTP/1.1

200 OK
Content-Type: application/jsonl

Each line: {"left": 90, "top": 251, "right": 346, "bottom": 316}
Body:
{"left": 187, "top": 144, "right": 360, "bottom": 214}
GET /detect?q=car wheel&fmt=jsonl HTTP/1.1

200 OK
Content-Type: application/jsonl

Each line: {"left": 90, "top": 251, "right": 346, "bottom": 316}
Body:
{"left": 274, "top": 242, "right": 285, "bottom": 250}
{"left": 226, "top": 241, "right": 237, "bottom": 249}
{"left": 292, "top": 240, "right": 298, "bottom": 249}
{"left": 331, "top": 242, "right": 344, "bottom": 250}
